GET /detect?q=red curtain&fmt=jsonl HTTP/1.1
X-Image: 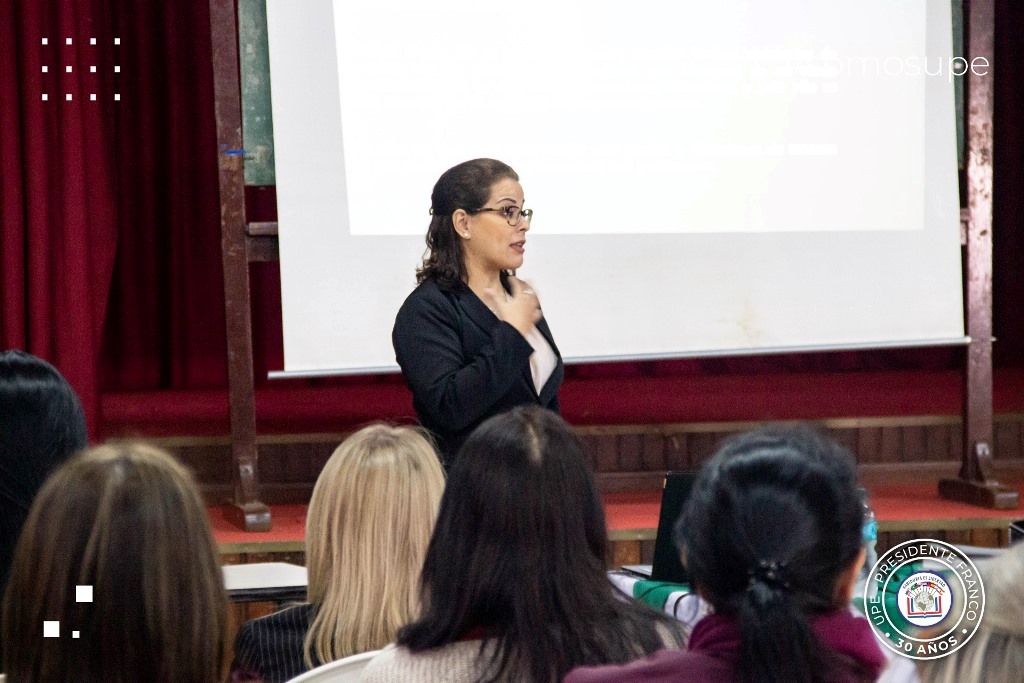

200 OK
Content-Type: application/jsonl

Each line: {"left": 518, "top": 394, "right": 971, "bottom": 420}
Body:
{"left": 97, "top": 0, "right": 227, "bottom": 393}
{"left": 1, "top": 0, "right": 230, "bottom": 439}
{"left": 0, "top": 0, "right": 119, "bottom": 438}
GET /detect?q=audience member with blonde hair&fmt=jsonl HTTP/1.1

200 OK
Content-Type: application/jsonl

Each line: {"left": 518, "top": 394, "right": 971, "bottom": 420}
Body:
{"left": 918, "top": 543, "right": 1024, "bottom": 683}
{"left": 1, "top": 442, "right": 227, "bottom": 683}
{"left": 231, "top": 424, "right": 446, "bottom": 682}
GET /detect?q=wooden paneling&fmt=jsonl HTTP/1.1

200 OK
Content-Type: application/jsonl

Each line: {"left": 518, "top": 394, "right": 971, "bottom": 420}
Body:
{"left": 830, "top": 427, "right": 859, "bottom": 457}
{"left": 144, "top": 415, "right": 1024, "bottom": 504}
{"left": 617, "top": 434, "right": 643, "bottom": 472}
{"left": 664, "top": 433, "right": 689, "bottom": 470}
{"left": 874, "top": 527, "right": 1010, "bottom": 557}
{"left": 858, "top": 427, "right": 883, "bottom": 464}
{"left": 609, "top": 540, "right": 642, "bottom": 568}
{"left": 995, "top": 419, "right": 1023, "bottom": 459}
{"left": 686, "top": 432, "right": 722, "bottom": 469}
{"left": 902, "top": 426, "right": 929, "bottom": 462}
{"left": 586, "top": 433, "right": 619, "bottom": 473}
{"left": 640, "top": 434, "right": 666, "bottom": 471}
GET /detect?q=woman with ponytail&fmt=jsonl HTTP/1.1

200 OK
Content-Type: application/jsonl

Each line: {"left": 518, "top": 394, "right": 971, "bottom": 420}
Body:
{"left": 566, "top": 426, "right": 887, "bottom": 683}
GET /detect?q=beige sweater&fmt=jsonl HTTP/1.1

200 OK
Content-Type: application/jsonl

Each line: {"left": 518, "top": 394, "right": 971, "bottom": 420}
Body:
{"left": 359, "top": 641, "right": 499, "bottom": 683}
{"left": 359, "top": 626, "right": 682, "bottom": 683}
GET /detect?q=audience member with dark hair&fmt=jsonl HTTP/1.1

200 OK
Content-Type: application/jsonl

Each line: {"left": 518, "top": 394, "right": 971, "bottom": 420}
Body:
{"left": 0, "top": 350, "right": 87, "bottom": 597}
{"left": 361, "top": 406, "right": 682, "bottom": 683}
{"left": 232, "top": 424, "right": 445, "bottom": 682}
{"left": 918, "top": 542, "right": 1024, "bottom": 683}
{"left": 565, "top": 426, "right": 886, "bottom": 683}
{"left": 2, "top": 442, "right": 227, "bottom": 683}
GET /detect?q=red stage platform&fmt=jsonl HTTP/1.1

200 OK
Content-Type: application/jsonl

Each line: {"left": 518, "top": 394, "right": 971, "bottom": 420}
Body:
{"left": 212, "top": 482, "right": 1024, "bottom": 554}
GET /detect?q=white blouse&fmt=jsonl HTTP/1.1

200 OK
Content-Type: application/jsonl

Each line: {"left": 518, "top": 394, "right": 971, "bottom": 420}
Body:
{"left": 524, "top": 325, "right": 557, "bottom": 394}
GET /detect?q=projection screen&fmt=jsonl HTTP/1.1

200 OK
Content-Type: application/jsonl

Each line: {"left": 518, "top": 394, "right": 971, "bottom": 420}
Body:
{"left": 265, "top": 0, "right": 965, "bottom": 376}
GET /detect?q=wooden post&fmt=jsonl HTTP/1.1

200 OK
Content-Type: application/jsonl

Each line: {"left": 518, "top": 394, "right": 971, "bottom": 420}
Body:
{"left": 209, "top": 0, "right": 271, "bottom": 530}
{"left": 939, "top": 0, "right": 1018, "bottom": 509}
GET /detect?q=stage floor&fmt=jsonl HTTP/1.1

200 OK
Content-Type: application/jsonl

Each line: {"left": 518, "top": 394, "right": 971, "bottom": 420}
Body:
{"left": 211, "top": 481, "right": 1024, "bottom": 553}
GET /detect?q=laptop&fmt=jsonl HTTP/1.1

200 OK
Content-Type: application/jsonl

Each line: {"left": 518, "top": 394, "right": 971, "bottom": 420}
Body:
{"left": 621, "top": 471, "right": 698, "bottom": 584}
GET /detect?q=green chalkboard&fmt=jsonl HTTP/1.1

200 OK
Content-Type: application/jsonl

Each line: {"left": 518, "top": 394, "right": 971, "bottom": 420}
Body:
{"left": 239, "top": 0, "right": 276, "bottom": 186}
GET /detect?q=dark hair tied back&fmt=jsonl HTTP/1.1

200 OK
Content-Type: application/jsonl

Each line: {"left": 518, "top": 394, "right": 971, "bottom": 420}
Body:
{"left": 748, "top": 559, "right": 790, "bottom": 591}
{"left": 417, "top": 158, "right": 519, "bottom": 289}
{"left": 676, "top": 426, "right": 865, "bottom": 683}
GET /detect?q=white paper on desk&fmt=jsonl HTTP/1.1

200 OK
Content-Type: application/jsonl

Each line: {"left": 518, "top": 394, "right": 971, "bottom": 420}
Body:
{"left": 222, "top": 562, "right": 308, "bottom": 591}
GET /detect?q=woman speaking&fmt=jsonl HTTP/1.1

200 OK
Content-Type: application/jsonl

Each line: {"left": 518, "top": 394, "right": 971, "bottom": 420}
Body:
{"left": 393, "top": 158, "right": 563, "bottom": 464}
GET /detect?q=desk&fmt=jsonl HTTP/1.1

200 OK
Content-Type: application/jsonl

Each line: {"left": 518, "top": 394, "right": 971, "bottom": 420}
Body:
{"left": 222, "top": 562, "right": 308, "bottom": 603}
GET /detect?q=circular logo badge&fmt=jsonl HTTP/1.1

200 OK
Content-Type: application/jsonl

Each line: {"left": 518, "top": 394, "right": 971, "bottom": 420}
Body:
{"left": 897, "top": 572, "right": 952, "bottom": 627}
{"left": 864, "top": 539, "right": 985, "bottom": 661}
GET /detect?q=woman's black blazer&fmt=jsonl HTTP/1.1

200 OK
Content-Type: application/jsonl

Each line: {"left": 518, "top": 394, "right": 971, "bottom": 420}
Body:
{"left": 393, "top": 277, "right": 563, "bottom": 463}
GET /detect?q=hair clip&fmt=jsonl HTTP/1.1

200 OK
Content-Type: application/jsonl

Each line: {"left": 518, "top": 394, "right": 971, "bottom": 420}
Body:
{"left": 747, "top": 559, "right": 790, "bottom": 590}
{"left": 429, "top": 207, "right": 435, "bottom": 215}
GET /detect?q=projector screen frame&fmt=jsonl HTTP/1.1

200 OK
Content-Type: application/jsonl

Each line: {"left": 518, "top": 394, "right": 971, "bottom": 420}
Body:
{"left": 266, "top": 336, "right": 973, "bottom": 379}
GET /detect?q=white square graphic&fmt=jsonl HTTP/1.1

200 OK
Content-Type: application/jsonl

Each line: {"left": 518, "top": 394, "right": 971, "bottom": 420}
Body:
{"left": 66, "top": 37, "right": 72, "bottom": 45}
{"left": 76, "top": 585, "right": 93, "bottom": 603}
{"left": 66, "top": 93, "right": 72, "bottom": 101}
{"left": 90, "top": 37, "right": 97, "bottom": 45}
{"left": 42, "top": 66, "right": 48, "bottom": 73}
{"left": 72, "top": 631, "right": 80, "bottom": 639}
{"left": 90, "top": 66, "right": 96, "bottom": 73}
{"left": 42, "top": 93, "right": 48, "bottom": 101}
{"left": 114, "top": 37, "right": 121, "bottom": 45}
{"left": 44, "top": 621, "right": 59, "bottom": 637}
{"left": 42, "top": 38, "right": 48, "bottom": 45}
{"left": 66, "top": 65, "right": 72, "bottom": 73}
{"left": 114, "top": 66, "right": 120, "bottom": 73}
{"left": 114, "top": 93, "right": 120, "bottom": 101}
{"left": 90, "top": 93, "right": 96, "bottom": 101}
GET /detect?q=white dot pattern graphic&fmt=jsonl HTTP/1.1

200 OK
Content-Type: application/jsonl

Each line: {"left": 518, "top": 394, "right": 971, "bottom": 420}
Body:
{"left": 40, "top": 37, "right": 123, "bottom": 102}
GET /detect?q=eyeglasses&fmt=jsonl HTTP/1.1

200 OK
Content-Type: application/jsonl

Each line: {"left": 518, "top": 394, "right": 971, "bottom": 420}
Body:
{"left": 471, "top": 205, "right": 534, "bottom": 227}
